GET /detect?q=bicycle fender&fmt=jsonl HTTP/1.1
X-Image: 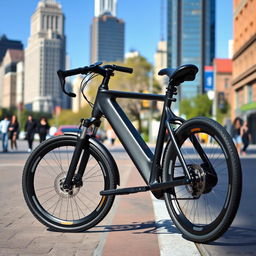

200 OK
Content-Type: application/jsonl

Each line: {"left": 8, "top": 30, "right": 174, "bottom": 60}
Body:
{"left": 89, "top": 137, "right": 120, "bottom": 186}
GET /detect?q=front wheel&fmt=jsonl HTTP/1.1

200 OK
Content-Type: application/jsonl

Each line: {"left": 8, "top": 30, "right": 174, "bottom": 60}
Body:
{"left": 22, "top": 135, "right": 117, "bottom": 232}
{"left": 162, "top": 117, "right": 242, "bottom": 243}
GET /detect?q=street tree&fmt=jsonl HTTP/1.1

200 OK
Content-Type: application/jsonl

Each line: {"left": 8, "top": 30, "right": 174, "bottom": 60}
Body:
{"left": 81, "top": 56, "right": 160, "bottom": 132}
{"left": 109, "top": 56, "right": 159, "bottom": 132}
{"left": 180, "top": 94, "right": 212, "bottom": 120}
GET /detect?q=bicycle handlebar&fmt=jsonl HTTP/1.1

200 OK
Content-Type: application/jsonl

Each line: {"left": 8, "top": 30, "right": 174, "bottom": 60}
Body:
{"left": 57, "top": 62, "right": 133, "bottom": 97}
{"left": 104, "top": 64, "right": 133, "bottom": 74}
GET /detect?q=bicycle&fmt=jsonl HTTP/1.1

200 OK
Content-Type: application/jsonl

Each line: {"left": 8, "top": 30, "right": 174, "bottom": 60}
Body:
{"left": 22, "top": 62, "right": 242, "bottom": 243}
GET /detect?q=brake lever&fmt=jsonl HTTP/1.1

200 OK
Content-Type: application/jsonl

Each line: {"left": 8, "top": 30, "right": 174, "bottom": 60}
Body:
{"left": 57, "top": 70, "right": 76, "bottom": 97}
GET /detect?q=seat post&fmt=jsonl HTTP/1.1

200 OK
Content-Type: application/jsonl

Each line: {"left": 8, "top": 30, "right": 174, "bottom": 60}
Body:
{"left": 149, "top": 84, "right": 177, "bottom": 184}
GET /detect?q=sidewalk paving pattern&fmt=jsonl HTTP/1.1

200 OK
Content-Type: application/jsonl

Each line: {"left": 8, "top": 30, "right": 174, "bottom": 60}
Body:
{"left": 3, "top": 141, "right": 254, "bottom": 255}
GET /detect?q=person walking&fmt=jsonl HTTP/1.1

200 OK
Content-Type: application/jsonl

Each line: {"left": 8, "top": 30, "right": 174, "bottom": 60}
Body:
{"left": 38, "top": 117, "right": 50, "bottom": 143}
{"left": 107, "top": 128, "right": 116, "bottom": 146}
{"left": 241, "top": 121, "right": 252, "bottom": 155}
{"left": 231, "top": 117, "right": 243, "bottom": 154}
{"left": 0, "top": 116, "right": 10, "bottom": 152}
{"left": 25, "top": 115, "right": 37, "bottom": 152}
{"left": 8, "top": 115, "right": 19, "bottom": 150}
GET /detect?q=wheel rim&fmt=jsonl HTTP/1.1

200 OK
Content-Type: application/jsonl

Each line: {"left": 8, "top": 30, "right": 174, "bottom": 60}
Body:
{"left": 166, "top": 130, "right": 232, "bottom": 235}
{"left": 30, "top": 141, "right": 107, "bottom": 226}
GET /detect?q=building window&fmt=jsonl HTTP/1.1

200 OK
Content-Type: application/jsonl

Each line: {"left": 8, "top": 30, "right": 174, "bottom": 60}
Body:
{"left": 51, "top": 16, "right": 54, "bottom": 30}
{"left": 47, "top": 16, "right": 50, "bottom": 29}
{"left": 4, "top": 63, "right": 17, "bottom": 74}
{"left": 235, "top": 90, "right": 239, "bottom": 109}
{"left": 224, "top": 78, "right": 229, "bottom": 89}
{"left": 56, "top": 16, "right": 58, "bottom": 30}
{"left": 236, "top": 88, "right": 244, "bottom": 108}
{"left": 248, "top": 84, "right": 253, "bottom": 103}
{"left": 42, "top": 15, "right": 45, "bottom": 30}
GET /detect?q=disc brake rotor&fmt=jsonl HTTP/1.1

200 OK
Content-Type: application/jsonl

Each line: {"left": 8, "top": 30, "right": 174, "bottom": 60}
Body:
{"left": 54, "top": 172, "right": 80, "bottom": 198}
{"left": 186, "top": 164, "right": 206, "bottom": 198}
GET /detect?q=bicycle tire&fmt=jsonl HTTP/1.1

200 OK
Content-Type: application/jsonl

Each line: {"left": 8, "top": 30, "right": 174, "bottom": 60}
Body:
{"left": 162, "top": 117, "right": 242, "bottom": 243}
{"left": 22, "top": 135, "right": 117, "bottom": 232}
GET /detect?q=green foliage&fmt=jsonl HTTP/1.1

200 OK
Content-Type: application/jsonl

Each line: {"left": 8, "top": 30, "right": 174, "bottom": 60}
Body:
{"left": 49, "top": 106, "right": 92, "bottom": 127}
{"left": 141, "top": 126, "right": 149, "bottom": 142}
{"left": 216, "top": 102, "right": 230, "bottom": 124}
{"left": 1, "top": 56, "right": 160, "bottom": 134}
{"left": 70, "top": 55, "right": 161, "bottom": 133}
{"left": 180, "top": 94, "right": 212, "bottom": 119}
{"left": 101, "top": 55, "right": 160, "bottom": 132}
{"left": 0, "top": 108, "right": 12, "bottom": 119}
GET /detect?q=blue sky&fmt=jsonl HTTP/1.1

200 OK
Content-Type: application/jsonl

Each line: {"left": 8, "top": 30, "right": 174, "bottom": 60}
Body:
{"left": 0, "top": 0, "right": 232, "bottom": 68}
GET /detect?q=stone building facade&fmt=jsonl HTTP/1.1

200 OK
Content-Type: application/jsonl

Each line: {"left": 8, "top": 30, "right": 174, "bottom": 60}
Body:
{"left": 232, "top": 0, "right": 256, "bottom": 143}
{"left": 1, "top": 49, "right": 24, "bottom": 109}
{"left": 24, "top": 0, "right": 66, "bottom": 113}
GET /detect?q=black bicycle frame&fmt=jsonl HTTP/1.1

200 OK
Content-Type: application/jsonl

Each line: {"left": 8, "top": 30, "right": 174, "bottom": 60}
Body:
{"left": 61, "top": 66, "right": 217, "bottom": 196}
{"left": 91, "top": 87, "right": 191, "bottom": 185}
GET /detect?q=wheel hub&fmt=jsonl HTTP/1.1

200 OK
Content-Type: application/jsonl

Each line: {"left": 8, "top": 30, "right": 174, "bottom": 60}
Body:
{"left": 54, "top": 172, "right": 80, "bottom": 198}
{"left": 186, "top": 164, "right": 206, "bottom": 198}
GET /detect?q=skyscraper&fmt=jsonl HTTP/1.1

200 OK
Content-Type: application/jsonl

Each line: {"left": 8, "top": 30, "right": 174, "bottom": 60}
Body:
{"left": 1, "top": 49, "right": 24, "bottom": 109}
{"left": 167, "top": 0, "right": 215, "bottom": 100}
{"left": 90, "top": 0, "right": 124, "bottom": 63}
{"left": 0, "top": 35, "right": 23, "bottom": 107}
{"left": 95, "top": 0, "right": 117, "bottom": 17}
{"left": 24, "top": 0, "right": 66, "bottom": 113}
{"left": 0, "top": 35, "right": 23, "bottom": 63}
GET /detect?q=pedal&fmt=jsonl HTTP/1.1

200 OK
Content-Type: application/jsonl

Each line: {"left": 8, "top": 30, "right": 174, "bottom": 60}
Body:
{"left": 100, "top": 186, "right": 150, "bottom": 196}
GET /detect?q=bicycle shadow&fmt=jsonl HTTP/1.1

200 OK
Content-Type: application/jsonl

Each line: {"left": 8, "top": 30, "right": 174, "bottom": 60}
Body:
{"left": 88, "top": 219, "right": 179, "bottom": 235}
{"left": 48, "top": 219, "right": 180, "bottom": 235}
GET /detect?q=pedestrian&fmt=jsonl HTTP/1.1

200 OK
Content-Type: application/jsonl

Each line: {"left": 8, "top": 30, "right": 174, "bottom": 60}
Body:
{"left": 38, "top": 117, "right": 50, "bottom": 143}
{"left": 241, "top": 121, "right": 252, "bottom": 155}
{"left": 231, "top": 117, "right": 243, "bottom": 154}
{"left": 8, "top": 115, "right": 19, "bottom": 150}
{"left": 0, "top": 115, "right": 10, "bottom": 152}
{"left": 25, "top": 115, "right": 37, "bottom": 152}
{"left": 107, "top": 128, "right": 116, "bottom": 146}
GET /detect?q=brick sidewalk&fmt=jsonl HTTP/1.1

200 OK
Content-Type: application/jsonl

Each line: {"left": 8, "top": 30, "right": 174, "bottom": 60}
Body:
{"left": 0, "top": 141, "right": 160, "bottom": 256}
{"left": 102, "top": 166, "right": 159, "bottom": 256}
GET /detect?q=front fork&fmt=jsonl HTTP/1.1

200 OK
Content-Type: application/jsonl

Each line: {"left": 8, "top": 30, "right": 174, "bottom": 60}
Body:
{"left": 63, "top": 118, "right": 101, "bottom": 190}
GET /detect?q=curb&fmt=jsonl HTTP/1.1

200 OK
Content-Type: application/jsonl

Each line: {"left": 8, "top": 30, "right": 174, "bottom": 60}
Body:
{"left": 151, "top": 195, "right": 201, "bottom": 256}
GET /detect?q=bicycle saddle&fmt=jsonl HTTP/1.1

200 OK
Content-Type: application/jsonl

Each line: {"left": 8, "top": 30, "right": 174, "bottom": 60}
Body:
{"left": 158, "top": 64, "right": 198, "bottom": 84}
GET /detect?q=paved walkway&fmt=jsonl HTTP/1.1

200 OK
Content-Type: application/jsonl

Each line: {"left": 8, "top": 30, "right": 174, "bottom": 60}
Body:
{"left": 4, "top": 140, "right": 251, "bottom": 255}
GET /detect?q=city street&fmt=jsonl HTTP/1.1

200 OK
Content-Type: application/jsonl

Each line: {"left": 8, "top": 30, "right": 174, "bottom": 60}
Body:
{"left": 201, "top": 153, "right": 256, "bottom": 255}
{"left": 0, "top": 140, "right": 255, "bottom": 255}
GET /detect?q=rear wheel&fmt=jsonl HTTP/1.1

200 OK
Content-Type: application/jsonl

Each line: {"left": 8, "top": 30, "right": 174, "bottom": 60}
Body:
{"left": 22, "top": 135, "right": 117, "bottom": 232}
{"left": 162, "top": 117, "right": 242, "bottom": 243}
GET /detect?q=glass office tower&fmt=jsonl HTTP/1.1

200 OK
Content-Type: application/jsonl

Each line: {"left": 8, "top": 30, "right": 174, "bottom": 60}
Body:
{"left": 167, "top": 0, "right": 215, "bottom": 100}
{"left": 91, "top": 0, "right": 124, "bottom": 63}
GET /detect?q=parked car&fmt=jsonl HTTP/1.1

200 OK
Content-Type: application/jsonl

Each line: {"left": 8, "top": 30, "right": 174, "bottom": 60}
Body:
{"left": 54, "top": 125, "right": 81, "bottom": 136}
{"left": 54, "top": 125, "right": 106, "bottom": 142}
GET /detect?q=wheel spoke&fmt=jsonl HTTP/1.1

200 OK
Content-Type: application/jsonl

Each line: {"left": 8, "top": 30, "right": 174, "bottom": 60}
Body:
{"left": 29, "top": 139, "right": 110, "bottom": 225}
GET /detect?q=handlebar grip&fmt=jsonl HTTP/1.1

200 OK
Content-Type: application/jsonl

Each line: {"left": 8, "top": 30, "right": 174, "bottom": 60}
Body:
{"left": 62, "top": 67, "right": 89, "bottom": 77}
{"left": 57, "top": 69, "right": 78, "bottom": 97}
{"left": 112, "top": 65, "right": 133, "bottom": 74}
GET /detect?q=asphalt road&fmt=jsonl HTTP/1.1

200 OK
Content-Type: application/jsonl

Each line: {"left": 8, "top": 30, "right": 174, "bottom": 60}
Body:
{"left": 201, "top": 154, "right": 256, "bottom": 255}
